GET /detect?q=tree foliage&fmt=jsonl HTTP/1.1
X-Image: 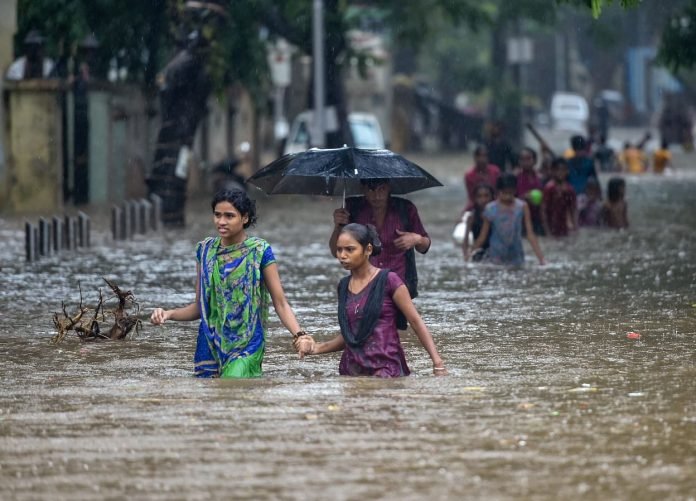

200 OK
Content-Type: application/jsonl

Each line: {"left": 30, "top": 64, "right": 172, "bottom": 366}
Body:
{"left": 659, "top": 1, "right": 696, "bottom": 70}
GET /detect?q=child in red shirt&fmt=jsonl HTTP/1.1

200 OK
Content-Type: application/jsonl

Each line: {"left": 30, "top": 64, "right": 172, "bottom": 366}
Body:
{"left": 542, "top": 158, "right": 577, "bottom": 237}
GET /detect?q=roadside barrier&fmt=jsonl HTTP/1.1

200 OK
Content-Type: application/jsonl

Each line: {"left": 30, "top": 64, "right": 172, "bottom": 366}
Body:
{"left": 25, "top": 212, "right": 90, "bottom": 262}
{"left": 111, "top": 194, "right": 162, "bottom": 240}
{"left": 24, "top": 195, "right": 162, "bottom": 262}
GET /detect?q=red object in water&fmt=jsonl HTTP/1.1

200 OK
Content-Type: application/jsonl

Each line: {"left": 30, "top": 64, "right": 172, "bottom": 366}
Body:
{"left": 626, "top": 332, "right": 641, "bottom": 340}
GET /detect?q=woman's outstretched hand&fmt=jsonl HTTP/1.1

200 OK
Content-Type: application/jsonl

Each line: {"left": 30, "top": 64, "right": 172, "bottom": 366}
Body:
{"left": 433, "top": 365, "right": 448, "bottom": 376}
{"left": 294, "top": 336, "right": 316, "bottom": 358}
{"left": 150, "top": 308, "right": 169, "bottom": 325}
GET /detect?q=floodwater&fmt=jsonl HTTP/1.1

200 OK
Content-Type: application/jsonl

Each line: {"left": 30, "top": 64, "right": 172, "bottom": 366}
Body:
{"left": 1, "top": 153, "right": 695, "bottom": 500}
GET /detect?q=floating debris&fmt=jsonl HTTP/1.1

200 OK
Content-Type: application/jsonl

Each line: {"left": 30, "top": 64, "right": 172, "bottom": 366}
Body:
{"left": 51, "top": 278, "right": 142, "bottom": 343}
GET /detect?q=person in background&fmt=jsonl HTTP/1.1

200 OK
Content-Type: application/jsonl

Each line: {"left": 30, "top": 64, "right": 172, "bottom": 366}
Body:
{"left": 484, "top": 121, "right": 515, "bottom": 172}
{"left": 542, "top": 157, "right": 577, "bottom": 237}
{"left": 578, "top": 177, "right": 602, "bottom": 227}
{"left": 515, "top": 146, "right": 544, "bottom": 235}
{"left": 593, "top": 134, "right": 617, "bottom": 172}
{"left": 468, "top": 174, "right": 545, "bottom": 267}
{"left": 5, "top": 30, "right": 55, "bottom": 80}
{"left": 462, "top": 183, "right": 494, "bottom": 261}
{"left": 567, "top": 135, "right": 599, "bottom": 197}
{"left": 539, "top": 148, "right": 554, "bottom": 187}
{"left": 652, "top": 140, "right": 672, "bottom": 174}
{"left": 330, "top": 178, "right": 430, "bottom": 331}
{"left": 298, "top": 223, "right": 446, "bottom": 377}
{"left": 600, "top": 177, "right": 629, "bottom": 229}
{"left": 464, "top": 145, "right": 501, "bottom": 210}
{"left": 620, "top": 142, "right": 646, "bottom": 174}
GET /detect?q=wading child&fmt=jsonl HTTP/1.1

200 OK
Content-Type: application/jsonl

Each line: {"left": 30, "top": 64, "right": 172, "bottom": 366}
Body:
{"left": 652, "top": 140, "right": 672, "bottom": 174}
{"left": 469, "top": 174, "right": 545, "bottom": 267}
{"left": 296, "top": 223, "right": 446, "bottom": 377}
{"left": 542, "top": 158, "right": 577, "bottom": 237}
{"left": 515, "top": 146, "right": 544, "bottom": 235}
{"left": 600, "top": 177, "right": 629, "bottom": 229}
{"left": 578, "top": 177, "right": 602, "bottom": 227}
{"left": 462, "top": 183, "right": 494, "bottom": 261}
{"left": 150, "top": 189, "right": 307, "bottom": 378}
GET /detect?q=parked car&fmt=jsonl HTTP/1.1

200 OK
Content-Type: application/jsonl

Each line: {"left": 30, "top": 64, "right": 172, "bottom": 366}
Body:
{"left": 550, "top": 92, "right": 589, "bottom": 132}
{"left": 283, "top": 111, "right": 385, "bottom": 155}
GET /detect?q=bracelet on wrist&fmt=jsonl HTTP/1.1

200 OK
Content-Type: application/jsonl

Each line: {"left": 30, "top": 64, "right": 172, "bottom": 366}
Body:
{"left": 294, "top": 330, "right": 308, "bottom": 339}
{"left": 433, "top": 366, "right": 446, "bottom": 371}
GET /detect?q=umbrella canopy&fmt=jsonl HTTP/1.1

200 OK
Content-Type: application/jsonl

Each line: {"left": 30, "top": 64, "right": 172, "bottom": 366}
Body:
{"left": 247, "top": 146, "right": 442, "bottom": 197}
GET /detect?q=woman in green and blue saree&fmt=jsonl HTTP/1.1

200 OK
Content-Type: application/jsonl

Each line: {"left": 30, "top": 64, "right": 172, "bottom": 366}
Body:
{"left": 150, "top": 189, "right": 307, "bottom": 378}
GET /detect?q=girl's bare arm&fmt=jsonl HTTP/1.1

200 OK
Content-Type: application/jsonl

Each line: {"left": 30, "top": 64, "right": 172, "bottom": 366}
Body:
{"left": 392, "top": 285, "right": 446, "bottom": 374}
{"left": 263, "top": 263, "right": 303, "bottom": 337}
{"left": 523, "top": 204, "right": 545, "bottom": 264}
{"left": 462, "top": 216, "right": 473, "bottom": 259}
{"left": 470, "top": 219, "right": 490, "bottom": 255}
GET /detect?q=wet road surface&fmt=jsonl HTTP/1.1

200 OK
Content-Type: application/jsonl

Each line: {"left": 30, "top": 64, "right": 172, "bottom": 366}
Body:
{"left": 1, "top": 152, "right": 695, "bottom": 500}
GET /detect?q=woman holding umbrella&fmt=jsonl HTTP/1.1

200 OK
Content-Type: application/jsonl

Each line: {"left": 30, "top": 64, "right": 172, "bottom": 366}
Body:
{"left": 297, "top": 223, "right": 446, "bottom": 377}
{"left": 329, "top": 178, "right": 430, "bottom": 330}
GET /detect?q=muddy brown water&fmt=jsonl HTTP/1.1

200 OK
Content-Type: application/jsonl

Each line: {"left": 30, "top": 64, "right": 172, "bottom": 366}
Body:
{"left": 1, "top": 154, "right": 695, "bottom": 500}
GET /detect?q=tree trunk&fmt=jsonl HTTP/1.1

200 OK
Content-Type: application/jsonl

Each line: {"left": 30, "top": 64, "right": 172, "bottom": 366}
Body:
{"left": 146, "top": 47, "right": 211, "bottom": 226}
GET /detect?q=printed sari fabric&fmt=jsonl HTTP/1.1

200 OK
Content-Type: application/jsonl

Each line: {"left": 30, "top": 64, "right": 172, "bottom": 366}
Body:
{"left": 193, "top": 236, "right": 275, "bottom": 378}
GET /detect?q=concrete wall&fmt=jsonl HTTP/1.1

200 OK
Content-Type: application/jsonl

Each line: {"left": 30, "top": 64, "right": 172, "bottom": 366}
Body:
{"left": 1, "top": 79, "right": 255, "bottom": 214}
{"left": 0, "top": 0, "right": 17, "bottom": 190}
{"left": 1, "top": 81, "right": 153, "bottom": 213}
{"left": 2, "top": 80, "right": 64, "bottom": 213}
{"left": 87, "top": 84, "right": 151, "bottom": 203}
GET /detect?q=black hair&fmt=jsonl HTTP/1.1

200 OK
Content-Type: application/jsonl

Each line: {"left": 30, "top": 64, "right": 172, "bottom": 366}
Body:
{"left": 661, "top": 139, "right": 669, "bottom": 149}
{"left": 519, "top": 146, "right": 538, "bottom": 163}
{"left": 211, "top": 189, "right": 257, "bottom": 228}
{"left": 607, "top": 177, "right": 625, "bottom": 203}
{"left": 474, "top": 183, "right": 495, "bottom": 199}
{"left": 586, "top": 177, "right": 600, "bottom": 189}
{"left": 473, "top": 144, "right": 487, "bottom": 156}
{"left": 496, "top": 173, "right": 517, "bottom": 191}
{"left": 360, "top": 178, "right": 390, "bottom": 189}
{"left": 571, "top": 135, "right": 587, "bottom": 151}
{"left": 339, "top": 223, "right": 382, "bottom": 256}
{"left": 550, "top": 157, "right": 567, "bottom": 169}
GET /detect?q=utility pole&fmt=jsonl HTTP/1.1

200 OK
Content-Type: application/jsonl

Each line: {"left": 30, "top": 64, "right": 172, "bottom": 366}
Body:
{"left": 312, "top": 0, "right": 325, "bottom": 148}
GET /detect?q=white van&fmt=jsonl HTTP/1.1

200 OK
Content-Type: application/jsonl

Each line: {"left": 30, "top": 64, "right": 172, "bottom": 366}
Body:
{"left": 550, "top": 92, "right": 589, "bottom": 132}
{"left": 283, "top": 110, "right": 385, "bottom": 155}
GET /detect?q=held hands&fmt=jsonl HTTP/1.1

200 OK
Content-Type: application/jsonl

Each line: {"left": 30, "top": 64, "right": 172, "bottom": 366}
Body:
{"left": 333, "top": 208, "right": 350, "bottom": 226}
{"left": 150, "top": 308, "right": 170, "bottom": 325}
{"left": 293, "top": 335, "right": 316, "bottom": 359}
{"left": 394, "top": 229, "right": 420, "bottom": 251}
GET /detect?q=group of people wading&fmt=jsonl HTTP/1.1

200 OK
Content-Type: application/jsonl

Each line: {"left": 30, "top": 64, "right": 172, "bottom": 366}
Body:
{"left": 151, "top": 183, "right": 446, "bottom": 378}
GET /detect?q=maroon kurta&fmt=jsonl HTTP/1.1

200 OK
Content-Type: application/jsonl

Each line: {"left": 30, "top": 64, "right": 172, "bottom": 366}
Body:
{"left": 339, "top": 272, "right": 410, "bottom": 377}
{"left": 346, "top": 197, "right": 429, "bottom": 286}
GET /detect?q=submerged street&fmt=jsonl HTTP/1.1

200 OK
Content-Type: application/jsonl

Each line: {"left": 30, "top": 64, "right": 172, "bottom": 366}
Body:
{"left": 1, "top": 151, "right": 695, "bottom": 499}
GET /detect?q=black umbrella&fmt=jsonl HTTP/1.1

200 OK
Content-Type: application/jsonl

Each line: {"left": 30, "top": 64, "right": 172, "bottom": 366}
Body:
{"left": 246, "top": 147, "right": 442, "bottom": 202}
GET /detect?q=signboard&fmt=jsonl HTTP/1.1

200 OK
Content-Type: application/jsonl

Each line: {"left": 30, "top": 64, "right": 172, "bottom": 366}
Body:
{"left": 507, "top": 37, "right": 533, "bottom": 64}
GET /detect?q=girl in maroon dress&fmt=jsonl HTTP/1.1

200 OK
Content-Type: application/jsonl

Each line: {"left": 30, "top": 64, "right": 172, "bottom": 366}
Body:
{"left": 295, "top": 224, "right": 446, "bottom": 377}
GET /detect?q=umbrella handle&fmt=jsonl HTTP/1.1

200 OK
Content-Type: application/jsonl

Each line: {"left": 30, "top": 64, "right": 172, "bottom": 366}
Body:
{"left": 342, "top": 181, "right": 346, "bottom": 209}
